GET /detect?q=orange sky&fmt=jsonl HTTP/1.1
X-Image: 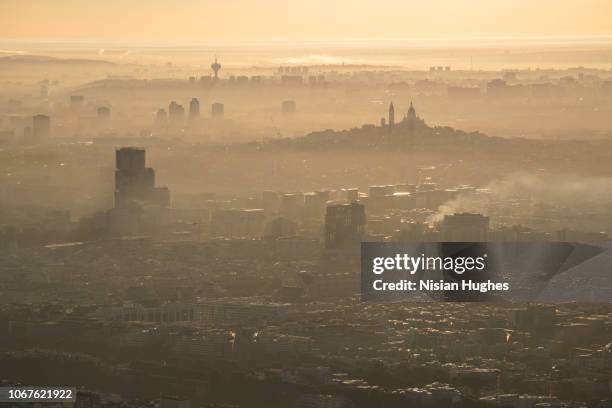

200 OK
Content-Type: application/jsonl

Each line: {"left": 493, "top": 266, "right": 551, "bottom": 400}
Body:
{"left": 1, "top": 0, "right": 611, "bottom": 42}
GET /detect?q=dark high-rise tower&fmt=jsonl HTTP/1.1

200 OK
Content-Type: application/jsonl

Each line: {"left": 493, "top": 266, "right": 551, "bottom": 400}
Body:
{"left": 325, "top": 201, "right": 366, "bottom": 249}
{"left": 388, "top": 102, "right": 395, "bottom": 129}
{"left": 114, "top": 147, "right": 170, "bottom": 209}
{"left": 211, "top": 56, "right": 221, "bottom": 80}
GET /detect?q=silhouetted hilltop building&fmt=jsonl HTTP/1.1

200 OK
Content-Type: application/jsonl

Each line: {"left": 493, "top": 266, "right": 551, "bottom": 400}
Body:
{"left": 384, "top": 101, "right": 424, "bottom": 133}
{"left": 325, "top": 201, "right": 366, "bottom": 249}
{"left": 32, "top": 114, "right": 50, "bottom": 139}
{"left": 114, "top": 147, "right": 170, "bottom": 209}
{"left": 277, "top": 102, "right": 489, "bottom": 152}
{"left": 189, "top": 98, "right": 200, "bottom": 119}
{"left": 396, "top": 101, "right": 426, "bottom": 132}
{"left": 388, "top": 101, "right": 395, "bottom": 129}
{"left": 405, "top": 101, "right": 418, "bottom": 122}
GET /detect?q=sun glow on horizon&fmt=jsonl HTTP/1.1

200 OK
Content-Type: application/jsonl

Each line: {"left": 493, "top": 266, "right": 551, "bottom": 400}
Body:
{"left": 1, "top": 0, "right": 611, "bottom": 42}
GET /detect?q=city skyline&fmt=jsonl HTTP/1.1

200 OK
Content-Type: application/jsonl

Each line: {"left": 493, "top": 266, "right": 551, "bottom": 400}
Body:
{"left": 1, "top": 3, "right": 611, "bottom": 406}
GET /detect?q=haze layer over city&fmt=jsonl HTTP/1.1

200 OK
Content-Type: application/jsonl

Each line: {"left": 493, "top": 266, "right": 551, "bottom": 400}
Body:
{"left": 0, "top": 1, "right": 611, "bottom": 407}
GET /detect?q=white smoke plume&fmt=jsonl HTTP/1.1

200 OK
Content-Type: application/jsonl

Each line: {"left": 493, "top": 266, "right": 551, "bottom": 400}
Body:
{"left": 429, "top": 172, "right": 612, "bottom": 231}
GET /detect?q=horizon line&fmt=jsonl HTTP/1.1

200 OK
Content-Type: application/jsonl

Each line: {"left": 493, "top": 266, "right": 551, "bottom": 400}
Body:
{"left": 2, "top": 34, "right": 612, "bottom": 48}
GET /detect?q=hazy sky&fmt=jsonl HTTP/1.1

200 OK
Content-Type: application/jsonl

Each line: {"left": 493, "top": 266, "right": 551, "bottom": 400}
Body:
{"left": 2, "top": 0, "right": 611, "bottom": 42}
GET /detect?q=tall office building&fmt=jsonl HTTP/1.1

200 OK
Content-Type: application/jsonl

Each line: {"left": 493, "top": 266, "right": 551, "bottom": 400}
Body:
{"left": 114, "top": 147, "right": 170, "bottom": 209}
{"left": 325, "top": 201, "right": 366, "bottom": 249}
{"left": 156, "top": 109, "right": 167, "bottom": 124}
{"left": 388, "top": 102, "right": 395, "bottom": 128}
{"left": 32, "top": 114, "right": 50, "bottom": 139}
{"left": 168, "top": 101, "right": 185, "bottom": 122}
{"left": 189, "top": 98, "right": 200, "bottom": 119}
